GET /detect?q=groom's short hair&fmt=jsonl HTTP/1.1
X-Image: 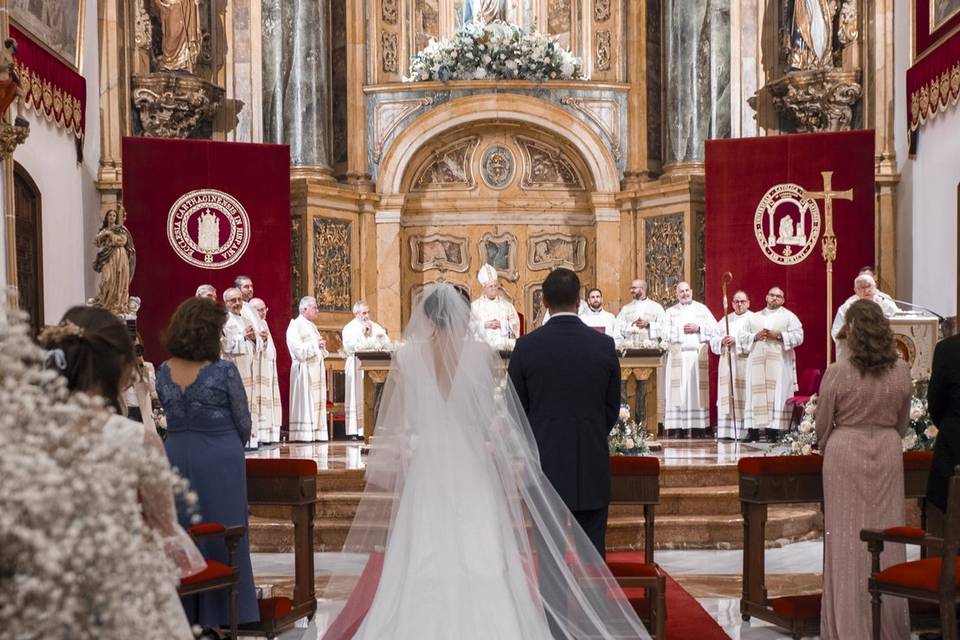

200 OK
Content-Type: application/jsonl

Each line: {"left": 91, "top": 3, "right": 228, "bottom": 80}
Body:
{"left": 543, "top": 268, "right": 580, "bottom": 309}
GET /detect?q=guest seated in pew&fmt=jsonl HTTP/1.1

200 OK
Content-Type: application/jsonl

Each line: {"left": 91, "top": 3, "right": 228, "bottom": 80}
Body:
{"left": 816, "top": 299, "right": 912, "bottom": 640}
{"left": 157, "top": 297, "right": 260, "bottom": 631}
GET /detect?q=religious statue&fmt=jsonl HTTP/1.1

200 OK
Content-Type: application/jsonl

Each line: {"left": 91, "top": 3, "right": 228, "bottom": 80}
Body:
{"left": 464, "top": 0, "right": 507, "bottom": 24}
{"left": 781, "top": 0, "right": 859, "bottom": 71}
{"left": 152, "top": 0, "right": 203, "bottom": 73}
{"left": 93, "top": 208, "right": 137, "bottom": 316}
{"left": 0, "top": 38, "right": 28, "bottom": 128}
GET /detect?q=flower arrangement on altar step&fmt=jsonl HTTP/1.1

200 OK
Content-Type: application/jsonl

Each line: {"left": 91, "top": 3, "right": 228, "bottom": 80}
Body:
{"left": 405, "top": 20, "right": 584, "bottom": 83}
{"left": 609, "top": 404, "right": 651, "bottom": 456}
{"left": 771, "top": 379, "right": 937, "bottom": 456}
{"left": 614, "top": 328, "right": 663, "bottom": 354}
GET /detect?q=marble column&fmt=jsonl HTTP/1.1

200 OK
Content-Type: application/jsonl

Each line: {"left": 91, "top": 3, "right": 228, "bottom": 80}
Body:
{"left": 261, "top": 0, "right": 332, "bottom": 173}
{"left": 663, "top": 0, "right": 731, "bottom": 169}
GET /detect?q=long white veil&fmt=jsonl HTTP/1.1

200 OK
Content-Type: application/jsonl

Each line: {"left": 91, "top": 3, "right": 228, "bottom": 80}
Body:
{"left": 322, "top": 283, "right": 650, "bottom": 639}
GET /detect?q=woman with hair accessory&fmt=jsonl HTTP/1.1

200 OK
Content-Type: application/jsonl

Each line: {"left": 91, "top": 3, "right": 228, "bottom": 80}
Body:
{"left": 22, "top": 304, "right": 203, "bottom": 639}
{"left": 156, "top": 296, "right": 259, "bottom": 631}
{"left": 816, "top": 299, "right": 912, "bottom": 640}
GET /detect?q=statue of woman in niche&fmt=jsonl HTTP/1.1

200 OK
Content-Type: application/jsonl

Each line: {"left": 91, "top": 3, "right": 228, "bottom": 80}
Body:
{"left": 152, "top": 0, "right": 202, "bottom": 73}
{"left": 781, "top": 0, "right": 858, "bottom": 71}
{"left": 463, "top": 0, "right": 507, "bottom": 24}
{"left": 93, "top": 209, "right": 137, "bottom": 316}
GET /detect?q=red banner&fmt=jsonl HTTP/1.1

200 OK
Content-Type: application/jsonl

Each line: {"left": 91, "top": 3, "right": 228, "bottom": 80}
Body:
{"left": 704, "top": 130, "right": 876, "bottom": 415}
{"left": 122, "top": 137, "right": 292, "bottom": 422}
{"left": 10, "top": 25, "right": 85, "bottom": 139}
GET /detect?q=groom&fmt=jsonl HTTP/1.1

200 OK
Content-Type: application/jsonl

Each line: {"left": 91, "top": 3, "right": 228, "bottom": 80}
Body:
{"left": 508, "top": 268, "right": 621, "bottom": 557}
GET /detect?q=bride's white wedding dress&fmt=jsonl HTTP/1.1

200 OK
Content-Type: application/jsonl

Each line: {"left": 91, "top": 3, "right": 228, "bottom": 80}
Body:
{"left": 322, "top": 284, "right": 650, "bottom": 640}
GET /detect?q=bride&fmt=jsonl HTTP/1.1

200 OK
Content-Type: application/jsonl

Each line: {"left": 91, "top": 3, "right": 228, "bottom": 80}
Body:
{"left": 321, "top": 283, "right": 650, "bottom": 639}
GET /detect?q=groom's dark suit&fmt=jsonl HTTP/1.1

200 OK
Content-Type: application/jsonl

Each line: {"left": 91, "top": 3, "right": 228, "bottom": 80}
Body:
{"left": 508, "top": 313, "right": 621, "bottom": 556}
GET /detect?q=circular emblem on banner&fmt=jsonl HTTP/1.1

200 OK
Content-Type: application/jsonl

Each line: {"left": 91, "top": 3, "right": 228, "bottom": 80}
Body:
{"left": 754, "top": 183, "right": 822, "bottom": 265}
{"left": 167, "top": 189, "right": 250, "bottom": 269}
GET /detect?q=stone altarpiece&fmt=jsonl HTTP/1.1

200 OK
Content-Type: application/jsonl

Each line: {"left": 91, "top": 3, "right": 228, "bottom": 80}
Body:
{"left": 91, "top": 0, "right": 900, "bottom": 340}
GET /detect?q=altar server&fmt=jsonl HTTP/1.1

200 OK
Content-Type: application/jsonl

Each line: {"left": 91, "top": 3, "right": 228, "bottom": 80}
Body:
{"left": 287, "top": 296, "right": 327, "bottom": 442}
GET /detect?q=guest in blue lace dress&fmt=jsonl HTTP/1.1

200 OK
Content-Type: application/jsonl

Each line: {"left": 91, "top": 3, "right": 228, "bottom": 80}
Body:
{"left": 157, "top": 297, "right": 260, "bottom": 628}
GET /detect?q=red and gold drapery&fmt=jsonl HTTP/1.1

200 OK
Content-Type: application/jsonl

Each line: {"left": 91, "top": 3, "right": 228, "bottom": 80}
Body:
{"left": 907, "top": 2, "right": 960, "bottom": 131}
{"left": 9, "top": 25, "right": 85, "bottom": 139}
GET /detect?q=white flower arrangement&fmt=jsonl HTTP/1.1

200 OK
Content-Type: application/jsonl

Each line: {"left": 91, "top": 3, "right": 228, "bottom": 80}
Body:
{"left": 405, "top": 20, "right": 584, "bottom": 83}
{"left": 609, "top": 405, "right": 651, "bottom": 456}
{"left": 0, "top": 304, "right": 197, "bottom": 639}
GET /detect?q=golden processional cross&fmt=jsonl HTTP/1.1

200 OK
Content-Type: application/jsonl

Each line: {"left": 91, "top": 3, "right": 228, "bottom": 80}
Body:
{"left": 804, "top": 171, "right": 853, "bottom": 367}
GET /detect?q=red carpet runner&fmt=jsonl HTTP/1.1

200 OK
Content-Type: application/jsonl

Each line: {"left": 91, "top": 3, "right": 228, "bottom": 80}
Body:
{"left": 663, "top": 573, "right": 730, "bottom": 640}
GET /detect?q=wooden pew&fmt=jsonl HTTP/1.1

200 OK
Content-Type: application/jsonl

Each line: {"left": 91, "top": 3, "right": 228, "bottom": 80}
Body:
{"left": 242, "top": 459, "right": 319, "bottom": 638}
{"left": 738, "top": 451, "right": 933, "bottom": 639}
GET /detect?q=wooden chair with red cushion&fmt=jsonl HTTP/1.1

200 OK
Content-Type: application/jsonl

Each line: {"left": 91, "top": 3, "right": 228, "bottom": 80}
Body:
{"left": 861, "top": 467, "right": 960, "bottom": 640}
{"left": 178, "top": 522, "right": 244, "bottom": 639}
{"left": 785, "top": 368, "right": 822, "bottom": 428}
{"left": 605, "top": 455, "right": 666, "bottom": 640}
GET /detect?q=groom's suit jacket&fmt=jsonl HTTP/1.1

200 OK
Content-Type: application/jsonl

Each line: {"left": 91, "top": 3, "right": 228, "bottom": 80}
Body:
{"left": 508, "top": 314, "right": 621, "bottom": 511}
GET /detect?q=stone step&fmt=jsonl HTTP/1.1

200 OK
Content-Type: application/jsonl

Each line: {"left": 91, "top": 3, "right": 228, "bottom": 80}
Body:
{"left": 248, "top": 505, "right": 824, "bottom": 553}
{"left": 658, "top": 464, "right": 739, "bottom": 488}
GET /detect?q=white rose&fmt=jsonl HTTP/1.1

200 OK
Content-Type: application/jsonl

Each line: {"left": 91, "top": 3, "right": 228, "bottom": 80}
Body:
{"left": 801, "top": 444, "right": 812, "bottom": 456}
{"left": 910, "top": 405, "right": 924, "bottom": 421}
{"left": 473, "top": 67, "right": 488, "bottom": 79}
{"left": 624, "top": 438, "right": 635, "bottom": 449}
{"left": 619, "top": 407, "right": 630, "bottom": 421}
{"left": 902, "top": 431, "right": 918, "bottom": 451}
{"left": 560, "top": 62, "right": 574, "bottom": 77}
{"left": 925, "top": 425, "right": 939, "bottom": 439}
{"left": 482, "top": 55, "right": 492, "bottom": 64}
{"left": 791, "top": 441, "right": 801, "bottom": 452}
{"left": 798, "top": 421, "right": 813, "bottom": 434}
{"left": 505, "top": 59, "right": 518, "bottom": 70}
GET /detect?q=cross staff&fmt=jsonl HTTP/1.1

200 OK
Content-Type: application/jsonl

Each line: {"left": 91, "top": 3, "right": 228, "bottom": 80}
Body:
{"left": 804, "top": 171, "right": 853, "bottom": 367}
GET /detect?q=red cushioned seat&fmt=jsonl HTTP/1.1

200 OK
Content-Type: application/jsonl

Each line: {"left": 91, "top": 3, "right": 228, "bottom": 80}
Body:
{"left": 883, "top": 526, "right": 926, "bottom": 538}
{"left": 181, "top": 560, "right": 234, "bottom": 586}
{"left": 610, "top": 455, "right": 660, "bottom": 476}
{"left": 737, "top": 455, "right": 823, "bottom": 476}
{"left": 903, "top": 450, "right": 934, "bottom": 471}
{"left": 876, "top": 558, "right": 960, "bottom": 592}
{"left": 607, "top": 561, "right": 660, "bottom": 578}
{"left": 785, "top": 394, "right": 813, "bottom": 406}
{"left": 246, "top": 458, "right": 318, "bottom": 477}
{"left": 190, "top": 522, "right": 226, "bottom": 536}
{"left": 258, "top": 596, "right": 293, "bottom": 621}
{"left": 770, "top": 594, "right": 821, "bottom": 619}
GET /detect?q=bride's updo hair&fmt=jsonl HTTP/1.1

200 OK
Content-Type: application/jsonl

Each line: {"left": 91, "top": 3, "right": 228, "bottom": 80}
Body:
{"left": 423, "top": 284, "right": 469, "bottom": 330}
{"left": 38, "top": 306, "right": 136, "bottom": 412}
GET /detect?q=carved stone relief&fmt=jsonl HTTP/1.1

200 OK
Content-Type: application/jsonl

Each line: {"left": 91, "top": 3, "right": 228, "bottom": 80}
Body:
{"left": 559, "top": 97, "right": 622, "bottom": 160}
{"left": 372, "top": 97, "right": 435, "bottom": 162}
{"left": 477, "top": 232, "right": 518, "bottom": 281}
{"left": 411, "top": 137, "right": 478, "bottom": 190}
{"left": 291, "top": 217, "right": 303, "bottom": 312}
{"left": 381, "top": 32, "right": 399, "bottom": 73}
{"left": 526, "top": 283, "right": 546, "bottom": 329}
{"left": 313, "top": 217, "right": 352, "bottom": 312}
{"left": 527, "top": 233, "right": 587, "bottom": 271}
{"left": 480, "top": 145, "right": 515, "bottom": 189}
{"left": 596, "top": 30, "right": 612, "bottom": 72}
{"left": 382, "top": 0, "right": 399, "bottom": 24}
{"left": 595, "top": 0, "right": 611, "bottom": 22}
{"left": 515, "top": 136, "right": 584, "bottom": 190}
{"left": 409, "top": 234, "right": 471, "bottom": 272}
{"left": 644, "top": 214, "right": 684, "bottom": 306}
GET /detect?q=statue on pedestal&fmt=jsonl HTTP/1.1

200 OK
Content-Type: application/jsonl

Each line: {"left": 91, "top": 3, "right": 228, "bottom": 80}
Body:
{"left": 0, "top": 38, "right": 29, "bottom": 128}
{"left": 154, "top": 0, "right": 203, "bottom": 73}
{"left": 93, "top": 208, "right": 137, "bottom": 316}
{"left": 781, "top": 0, "right": 859, "bottom": 71}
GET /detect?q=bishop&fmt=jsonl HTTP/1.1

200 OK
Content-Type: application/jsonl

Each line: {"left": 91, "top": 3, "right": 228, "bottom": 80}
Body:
{"left": 471, "top": 264, "right": 521, "bottom": 349}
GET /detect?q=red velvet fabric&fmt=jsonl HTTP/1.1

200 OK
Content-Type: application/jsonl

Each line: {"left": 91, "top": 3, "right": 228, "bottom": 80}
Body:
{"left": 610, "top": 455, "right": 660, "bottom": 477}
{"left": 246, "top": 458, "right": 318, "bottom": 478}
{"left": 913, "top": 1, "right": 960, "bottom": 60}
{"left": 606, "top": 560, "right": 660, "bottom": 578}
{"left": 907, "top": 29, "right": 960, "bottom": 131}
{"left": 770, "top": 594, "right": 822, "bottom": 619}
{"left": 9, "top": 25, "right": 85, "bottom": 139}
{"left": 705, "top": 132, "right": 876, "bottom": 421}
{"left": 904, "top": 450, "right": 934, "bottom": 471}
{"left": 180, "top": 560, "right": 235, "bottom": 586}
{"left": 876, "top": 557, "right": 960, "bottom": 592}
{"left": 883, "top": 526, "right": 926, "bottom": 539}
{"left": 737, "top": 455, "right": 823, "bottom": 476}
{"left": 122, "top": 138, "right": 292, "bottom": 424}
{"left": 258, "top": 596, "right": 293, "bottom": 621}
{"left": 190, "top": 522, "right": 226, "bottom": 536}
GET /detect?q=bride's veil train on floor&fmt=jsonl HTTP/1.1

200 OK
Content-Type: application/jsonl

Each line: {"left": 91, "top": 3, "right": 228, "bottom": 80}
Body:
{"left": 319, "top": 283, "right": 651, "bottom": 639}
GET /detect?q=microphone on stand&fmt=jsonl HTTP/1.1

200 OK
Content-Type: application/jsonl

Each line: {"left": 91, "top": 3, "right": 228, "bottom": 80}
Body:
{"left": 890, "top": 298, "right": 946, "bottom": 323}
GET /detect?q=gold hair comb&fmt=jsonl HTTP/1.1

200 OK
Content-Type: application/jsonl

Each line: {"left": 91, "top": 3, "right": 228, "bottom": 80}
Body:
{"left": 37, "top": 320, "right": 85, "bottom": 347}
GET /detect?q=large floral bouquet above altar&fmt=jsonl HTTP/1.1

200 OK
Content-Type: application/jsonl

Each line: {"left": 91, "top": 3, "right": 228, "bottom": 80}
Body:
{"left": 405, "top": 20, "right": 584, "bottom": 82}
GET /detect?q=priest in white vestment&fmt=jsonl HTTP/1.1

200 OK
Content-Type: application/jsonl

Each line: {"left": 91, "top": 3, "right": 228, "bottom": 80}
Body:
{"left": 236, "top": 276, "right": 265, "bottom": 435}
{"left": 221, "top": 287, "right": 258, "bottom": 447}
{"left": 832, "top": 273, "right": 899, "bottom": 360}
{"left": 710, "top": 291, "right": 753, "bottom": 440}
{"left": 662, "top": 282, "right": 717, "bottom": 437}
{"left": 195, "top": 284, "right": 217, "bottom": 301}
{"left": 579, "top": 288, "right": 617, "bottom": 335}
{"left": 287, "top": 296, "right": 328, "bottom": 442}
{"left": 740, "top": 287, "right": 804, "bottom": 440}
{"left": 342, "top": 301, "right": 389, "bottom": 440}
{"left": 471, "top": 264, "right": 520, "bottom": 349}
{"left": 615, "top": 279, "right": 665, "bottom": 342}
{"left": 249, "top": 298, "right": 283, "bottom": 444}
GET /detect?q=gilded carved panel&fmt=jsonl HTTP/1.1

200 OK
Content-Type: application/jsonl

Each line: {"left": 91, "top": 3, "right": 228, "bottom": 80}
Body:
{"left": 644, "top": 214, "right": 684, "bottom": 306}
{"left": 411, "top": 137, "right": 478, "bottom": 190}
{"left": 527, "top": 233, "right": 586, "bottom": 271}
{"left": 596, "top": 30, "right": 612, "bottom": 72}
{"left": 595, "top": 0, "right": 611, "bottom": 22}
{"left": 477, "top": 232, "right": 518, "bottom": 281}
{"left": 381, "top": 32, "right": 399, "bottom": 73}
{"left": 313, "top": 218, "right": 352, "bottom": 312}
{"left": 409, "top": 233, "right": 471, "bottom": 272}
{"left": 292, "top": 217, "right": 303, "bottom": 312}
{"left": 515, "top": 136, "right": 584, "bottom": 190}
{"left": 382, "top": 0, "right": 399, "bottom": 24}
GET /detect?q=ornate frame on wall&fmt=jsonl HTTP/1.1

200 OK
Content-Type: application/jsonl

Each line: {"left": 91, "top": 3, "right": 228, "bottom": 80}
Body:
{"left": 527, "top": 233, "right": 587, "bottom": 271}
{"left": 477, "top": 231, "right": 518, "bottom": 281}
{"left": 409, "top": 278, "right": 471, "bottom": 310}
{"left": 525, "top": 282, "right": 546, "bottom": 330}
{"left": 409, "top": 137, "right": 479, "bottom": 191}
{"left": 409, "top": 233, "right": 471, "bottom": 272}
